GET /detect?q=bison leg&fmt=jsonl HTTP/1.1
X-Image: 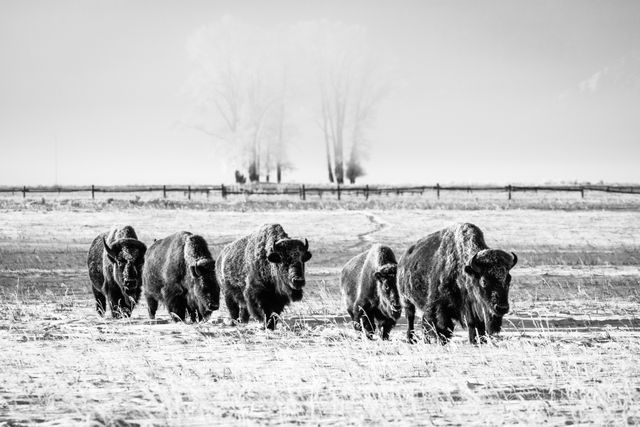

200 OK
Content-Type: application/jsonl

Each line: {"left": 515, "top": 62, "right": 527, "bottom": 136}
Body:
{"left": 225, "top": 292, "right": 240, "bottom": 321}
{"left": 349, "top": 306, "right": 362, "bottom": 331}
{"left": 264, "top": 311, "right": 279, "bottom": 330}
{"left": 244, "top": 289, "right": 266, "bottom": 324}
{"left": 423, "top": 306, "right": 454, "bottom": 344}
{"left": 403, "top": 299, "right": 417, "bottom": 343}
{"left": 260, "top": 298, "right": 283, "bottom": 331}
{"left": 355, "top": 307, "right": 375, "bottom": 339}
{"left": 239, "top": 306, "right": 250, "bottom": 323}
{"left": 487, "top": 316, "right": 503, "bottom": 335}
{"left": 186, "top": 305, "right": 198, "bottom": 323}
{"left": 92, "top": 287, "right": 107, "bottom": 317}
{"left": 468, "top": 322, "right": 486, "bottom": 344}
{"left": 380, "top": 319, "right": 396, "bottom": 340}
{"left": 166, "top": 296, "right": 187, "bottom": 322}
{"left": 146, "top": 295, "right": 158, "bottom": 320}
{"left": 106, "top": 286, "right": 132, "bottom": 319}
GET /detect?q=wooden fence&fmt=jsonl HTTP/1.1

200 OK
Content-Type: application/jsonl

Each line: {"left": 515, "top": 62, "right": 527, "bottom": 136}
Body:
{"left": 1, "top": 183, "right": 639, "bottom": 201}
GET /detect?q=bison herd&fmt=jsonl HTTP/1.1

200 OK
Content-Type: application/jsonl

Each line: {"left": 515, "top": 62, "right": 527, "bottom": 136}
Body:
{"left": 87, "top": 222, "right": 517, "bottom": 344}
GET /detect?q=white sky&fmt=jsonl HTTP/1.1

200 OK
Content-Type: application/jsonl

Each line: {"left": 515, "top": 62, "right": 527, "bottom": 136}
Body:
{"left": 1, "top": 0, "right": 639, "bottom": 185}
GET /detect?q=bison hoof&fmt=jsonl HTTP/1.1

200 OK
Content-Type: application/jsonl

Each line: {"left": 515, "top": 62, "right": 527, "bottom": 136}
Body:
{"left": 407, "top": 332, "right": 419, "bottom": 344}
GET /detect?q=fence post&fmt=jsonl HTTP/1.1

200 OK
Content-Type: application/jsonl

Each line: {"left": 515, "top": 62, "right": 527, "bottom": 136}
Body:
{"left": 581, "top": 187, "right": 584, "bottom": 199}
{"left": 436, "top": 183, "right": 440, "bottom": 199}
{"left": 507, "top": 185, "right": 512, "bottom": 200}
{"left": 91, "top": 184, "right": 95, "bottom": 199}
{"left": 163, "top": 185, "right": 166, "bottom": 199}
{"left": 302, "top": 184, "right": 306, "bottom": 201}
{"left": 188, "top": 186, "right": 191, "bottom": 200}
{"left": 365, "top": 184, "right": 369, "bottom": 200}
{"left": 22, "top": 186, "right": 26, "bottom": 198}
{"left": 221, "top": 184, "right": 226, "bottom": 199}
{"left": 337, "top": 184, "right": 341, "bottom": 201}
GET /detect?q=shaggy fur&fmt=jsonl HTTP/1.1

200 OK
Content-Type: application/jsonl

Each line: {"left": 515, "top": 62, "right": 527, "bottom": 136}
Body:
{"left": 341, "top": 244, "right": 401, "bottom": 340}
{"left": 87, "top": 226, "right": 147, "bottom": 318}
{"left": 216, "top": 224, "right": 312, "bottom": 330}
{"left": 143, "top": 232, "right": 220, "bottom": 322}
{"left": 397, "top": 223, "right": 517, "bottom": 344}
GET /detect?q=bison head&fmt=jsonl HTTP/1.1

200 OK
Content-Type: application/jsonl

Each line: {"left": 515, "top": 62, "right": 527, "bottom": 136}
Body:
{"left": 103, "top": 237, "right": 147, "bottom": 306}
{"left": 374, "top": 263, "right": 402, "bottom": 320}
{"left": 464, "top": 249, "right": 517, "bottom": 317}
{"left": 267, "top": 238, "right": 312, "bottom": 291}
{"left": 188, "top": 258, "right": 220, "bottom": 320}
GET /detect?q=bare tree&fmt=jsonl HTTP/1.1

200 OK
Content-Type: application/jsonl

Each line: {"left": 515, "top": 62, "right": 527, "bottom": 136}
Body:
{"left": 186, "top": 16, "right": 290, "bottom": 183}
{"left": 298, "top": 21, "right": 388, "bottom": 184}
{"left": 186, "top": 18, "right": 389, "bottom": 184}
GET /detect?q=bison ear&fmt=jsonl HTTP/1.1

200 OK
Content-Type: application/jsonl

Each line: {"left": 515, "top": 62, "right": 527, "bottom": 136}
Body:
{"left": 510, "top": 252, "right": 518, "bottom": 268}
{"left": 374, "top": 271, "right": 383, "bottom": 282}
{"left": 302, "top": 251, "right": 312, "bottom": 262}
{"left": 267, "top": 252, "right": 283, "bottom": 263}
{"left": 103, "top": 237, "right": 118, "bottom": 263}
{"left": 190, "top": 265, "right": 201, "bottom": 278}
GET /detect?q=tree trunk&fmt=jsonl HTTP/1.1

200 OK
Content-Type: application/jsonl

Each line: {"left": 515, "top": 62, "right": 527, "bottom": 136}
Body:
{"left": 325, "top": 139, "right": 335, "bottom": 183}
{"left": 248, "top": 162, "right": 259, "bottom": 183}
{"left": 334, "top": 136, "right": 344, "bottom": 184}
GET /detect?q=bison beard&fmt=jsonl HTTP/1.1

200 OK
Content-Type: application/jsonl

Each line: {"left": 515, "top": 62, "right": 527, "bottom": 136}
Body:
{"left": 398, "top": 223, "right": 517, "bottom": 344}
{"left": 216, "top": 223, "right": 312, "bottom": 330}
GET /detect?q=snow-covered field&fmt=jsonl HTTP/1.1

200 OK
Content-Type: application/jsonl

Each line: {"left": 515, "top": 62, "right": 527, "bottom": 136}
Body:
{"left": 1, "top": 202, "right": 639, "bottom": 425}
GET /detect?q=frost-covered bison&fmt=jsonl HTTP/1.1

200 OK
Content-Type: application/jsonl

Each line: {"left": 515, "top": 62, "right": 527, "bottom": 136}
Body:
{"left": 216, "top": 224, "right": 312, "bottom": 329}
{"left": 398, "top": 223, "right": 517, "bottom": 344}
{"left": 341, "top": 244, "right": 401, "bottom": 340}
{"left": 87, "top": 226, "right": 147, "bottom": 318}
{"left": 142, "top": 231, "right": 220, "bottom": 322}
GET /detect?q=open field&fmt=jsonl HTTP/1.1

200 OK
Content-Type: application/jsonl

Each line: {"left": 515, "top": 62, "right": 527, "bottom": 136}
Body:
{"left": 1, "top": 202, "right": 640, "bottom": 425}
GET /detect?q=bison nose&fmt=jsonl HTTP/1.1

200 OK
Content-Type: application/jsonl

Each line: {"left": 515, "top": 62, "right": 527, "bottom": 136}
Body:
{"left": 494, "top": 304, "right": 510, "bottom": 315}
{"left": 292, "top": 278, "right": 305, "bottom": 289}
{"left": 209, "top": 303, "right": 219, "bottom": 311}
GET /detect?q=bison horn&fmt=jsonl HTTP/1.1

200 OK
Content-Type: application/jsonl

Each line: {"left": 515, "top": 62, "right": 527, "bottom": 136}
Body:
{"left": 511, "top": 252, "right": 518, "bottom": 268}
{"left": 304, "top": 238, "right": 309, "bottom": 251}
{"left": 274, "top": 238, "right": 288, "bottom": 250}
{"left": 468, "top": 253, "right": 482, "bottom": 274}
{"left": 103, "top": 237, "right": 118, "bottom": 261}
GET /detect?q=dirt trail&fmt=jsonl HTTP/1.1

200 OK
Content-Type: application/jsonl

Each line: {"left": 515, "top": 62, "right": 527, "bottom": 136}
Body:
{"left": 348, "top": 212, "right": 389, "bottom": 251}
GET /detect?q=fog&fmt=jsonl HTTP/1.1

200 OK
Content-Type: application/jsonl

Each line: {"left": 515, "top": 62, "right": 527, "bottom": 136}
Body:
{"left": 1, "top": 0, "right": 639, "bottom": 185}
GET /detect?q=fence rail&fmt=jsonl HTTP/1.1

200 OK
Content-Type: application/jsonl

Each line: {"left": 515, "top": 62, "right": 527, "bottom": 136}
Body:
{"left": 1, "top": 183, "right": 640, "bottom": 201}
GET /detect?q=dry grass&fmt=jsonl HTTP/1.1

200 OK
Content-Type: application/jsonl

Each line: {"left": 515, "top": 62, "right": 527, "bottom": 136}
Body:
{"left": 1, "top": 204, "right": 640, "bottom": 425}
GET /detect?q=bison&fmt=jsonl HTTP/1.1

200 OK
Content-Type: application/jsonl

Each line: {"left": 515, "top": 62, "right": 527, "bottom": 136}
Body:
{"left": 142, "top": 231, "right": 220, "bottom": 322}
{"left": 341, "top": 244, "right": 402, "bottom": 340}
{"left": 87, "top": 226, "right": 147, "bottom": 318}
{"left": 216, "top": 224, "right": 312, "bottom": 330}
{"left": 398, "top": 223, "right": 517, "bottom": 344}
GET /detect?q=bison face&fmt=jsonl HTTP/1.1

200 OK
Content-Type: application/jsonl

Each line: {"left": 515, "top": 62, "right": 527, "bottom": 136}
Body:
{"left": 374, "top": 264, "right": 401, "bottom": 319}
{"left": 188, "top": 259, "right": 220, "bottom": 320}
{"left": 464, "top": 250, "right": 517, "bottom": 317}
{"left": 267, "top": 238, "right": 312, "bottom": 291}
{"left": 104, "top": 237, "right": 147, "bottom": 303}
